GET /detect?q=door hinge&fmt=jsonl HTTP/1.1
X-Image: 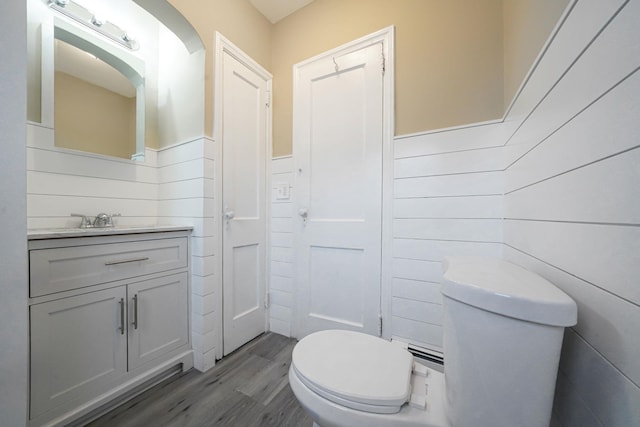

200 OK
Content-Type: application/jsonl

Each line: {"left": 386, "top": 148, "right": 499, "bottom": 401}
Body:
{"left": 265, "top": 292, "right": 270, "bottom": 308}
{"left": 381, "top": 43, "right": 386, "bottom": 76}
{"left": 265, "top": 91, "right": 271, "bottom": 108}
{"left": 378, "top": 314, "right": 383, "bottom": 336}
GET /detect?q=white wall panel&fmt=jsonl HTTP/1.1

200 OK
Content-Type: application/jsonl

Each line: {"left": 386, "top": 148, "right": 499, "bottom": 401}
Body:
{"left": 391, "top": 316, "right": 442, "bottom": 350}
{"left": 269, "top": 304, "right": 291, "bottom": 321}
{"left": 504, "top": 247, "right": 640, "bottom": 402}
{"left": 394, "top": 195, "right": 502, "bottom": 219}
{"left": 271, "top": 156, "right": 294, "bottom": 174}
{"left": 393, "top": 258, "right": 442, "bottom": 283}
{"left": 553, "top": 369, "right": 604, "bottom": 427}
{"left": 395, "top": 171, "right": 503, "bottom": 198}
{"left": 394, "top": 122, "right": 507, "bottom": 158}
{"left": 159, "top": 178, "right": 211, "bottom": 200}
{"left": 271, "top": 246, "right": 294, "bottom": 263}
{"left": 505, "top": 69, "right": 640, "bottom": 193}
{"left": 268, "top": 156, "right": 295, "bottom": 337}
{"left": 395, "top": 146, "right": 504, "bottom": 178}
{"left": 393, "top": 239, "right": 503, "bottom": 261}
{"left": 28, "top": 171, "right": 158, "bottom": 200}
{"left": 158, "top": 197, "right": 215, "bottom": 218}
{"left": 392, "top": 110, "right": 504, "bottom": 350}
{"left": 191, "top": 312, "right": 216, "bottom": 335}
{"left": 271, "top": 260, "right": 294, "bottom": 279}
{"left": 270, "top": 275, "right": 294, "bottom": 293}
{"left": 505, "top": 219, "right": 640, "bottom": 305}
{"left": 392, "top": 297, "right": 442, "bottom": 325}
{"left": 271, "top": 202, "right": 293, "bottom": 218}
{"left": 191, "top": 275, "right": 216, "bottom": 298}
{"left": 506, "top": 148, "right": 640, "bottom": 225}
{"left": 191, "top": 254, "right": 215, "bottom": 277}
{"left": 270, "top": 289, "right": 293, "bottom": 308}
{"left": 392, "top": 278, "right": 443, "bottom": 304}
{"left": 165, "top": 217, "right": 214, "bottom": 238}
{"left": 157, "top": 138, "right": 217, "bottom": 371}
{"left": 395, "top": 219, "right": 503, "bottom": 243}
{"left": 158, "top": 157, "right": 213, "bottom": 183}
{"left": 156, "top": 139, "right": 206, "bottom": 167}
{"left": 271, "top": 231, "right": 294, "bottom": 247}
{"left": 269, "top": 318, "right": 291, "bottom": 337}
{"left": 27, "top": 126, "right": 157, "bottom": 184}
{"left": 557, "top": 329, "right": 640, "bottom": 427}
{"left": 26, "top": 148, "right": 156, "bottom": 185}
{"left": 27, "top": 194, "right": 157, "bottom": 229}
{"left": 271, "top": 217, "right": 293, "bottom": 233}
{"left": 26, "top": 122, "right": 160, "bottom": 229}
{"left": 27, "top": 194, "right": 157, "bottom": 217}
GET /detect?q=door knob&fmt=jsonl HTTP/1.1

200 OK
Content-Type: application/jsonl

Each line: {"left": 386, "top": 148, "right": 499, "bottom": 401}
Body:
{"left": 298, "top": 207, "right": 308, "bottom": 225}
{"left": 224, "top": 209, "right": 235, "bottom": 224}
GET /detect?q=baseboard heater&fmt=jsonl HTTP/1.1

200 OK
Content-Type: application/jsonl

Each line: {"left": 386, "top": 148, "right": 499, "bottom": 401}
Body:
{"left": 408, "top": 345, "right": 444, "bottom": 366}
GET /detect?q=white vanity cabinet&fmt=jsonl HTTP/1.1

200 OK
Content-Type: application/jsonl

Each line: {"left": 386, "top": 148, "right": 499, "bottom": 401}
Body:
{"left": 28, "top": 229, "right": 192, "bottom": 426}
{"left": 127, "top": 272, "right": 189, "bottom": 370}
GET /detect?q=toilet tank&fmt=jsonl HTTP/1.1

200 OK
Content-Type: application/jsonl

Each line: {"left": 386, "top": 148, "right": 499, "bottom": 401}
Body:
{"left": 441, "top": 257, "right": 577, "bottom": 427}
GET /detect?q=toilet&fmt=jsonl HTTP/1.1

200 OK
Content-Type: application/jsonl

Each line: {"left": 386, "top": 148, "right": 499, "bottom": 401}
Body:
{"left": 289, "top": 256, "right": 577, "bottom": 427}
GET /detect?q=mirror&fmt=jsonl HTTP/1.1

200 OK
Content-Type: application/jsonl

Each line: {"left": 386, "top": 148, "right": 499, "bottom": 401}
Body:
{"left": 53, "top": 20, "right": 145, "bottom": 161}
{"left": 54, "top": 38, "right": 138, "bottom": 159}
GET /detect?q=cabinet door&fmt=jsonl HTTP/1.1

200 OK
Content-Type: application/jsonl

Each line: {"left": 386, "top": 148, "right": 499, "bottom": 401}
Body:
{"left": 128, "top": 272, "right": 189, "bottom": 370}
{"left": 30, "top": 287, "right": 127, "bottom": 418}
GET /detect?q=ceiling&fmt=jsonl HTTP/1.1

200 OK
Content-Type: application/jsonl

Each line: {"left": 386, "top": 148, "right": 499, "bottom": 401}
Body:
{"left": 249, "top": 0, "right": 315, "bottom": 23}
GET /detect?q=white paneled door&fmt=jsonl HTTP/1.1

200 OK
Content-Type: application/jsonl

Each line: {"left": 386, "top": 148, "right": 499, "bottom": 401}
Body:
{"left": 220, "top": 44, "right": 270, "bottom": 356}
{"left": 293, "top": 40, "right": 386, "bottom": 338}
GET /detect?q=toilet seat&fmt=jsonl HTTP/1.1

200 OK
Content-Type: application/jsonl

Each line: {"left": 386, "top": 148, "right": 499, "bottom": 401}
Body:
{"left": 291, "top": 330, "right": 414, "bottom": 414}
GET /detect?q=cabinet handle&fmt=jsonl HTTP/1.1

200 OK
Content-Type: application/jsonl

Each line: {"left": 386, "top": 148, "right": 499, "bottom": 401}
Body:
{"left": 118, "top": 298, "right": 125, "bottom": 335}
{"left": 132, "top": 294, "right": 138, "bottom": 330}
{"left": 105, "top": 257, "right": 150, "bottom": 266}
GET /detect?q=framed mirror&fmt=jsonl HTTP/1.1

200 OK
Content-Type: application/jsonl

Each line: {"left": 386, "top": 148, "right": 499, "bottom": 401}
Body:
{"left": 54, "top": 36, "right": 140, "bottom": 159}
{"left": 37, "top": 13, "right": 146, "bottom": 161}
{"left": 53, "top": 19, "right": 145, "bottom": 161}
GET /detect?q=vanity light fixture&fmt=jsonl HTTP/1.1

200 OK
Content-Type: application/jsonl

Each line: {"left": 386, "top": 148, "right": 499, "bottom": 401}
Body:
{"left": 48, "top": 0, "right": 139, "bottom": 50}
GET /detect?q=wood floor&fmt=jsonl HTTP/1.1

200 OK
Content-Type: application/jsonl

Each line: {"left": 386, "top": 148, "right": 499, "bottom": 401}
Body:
{"left": 86, "top": 333, "right": 313, "bottom": 427}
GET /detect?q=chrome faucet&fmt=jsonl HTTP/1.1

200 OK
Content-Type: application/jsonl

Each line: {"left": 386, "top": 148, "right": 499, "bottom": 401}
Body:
{"left": 71, "top": 213, "right": 121, "bottom": 228}
{"left": 70, "top": 213, "right": 93, "bottom": 228}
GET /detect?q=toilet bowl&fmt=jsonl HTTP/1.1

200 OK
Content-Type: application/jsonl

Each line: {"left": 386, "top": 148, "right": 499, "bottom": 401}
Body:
{"left": 289, "top": 329, "right": 448, "bottom": 427}
{"left": 289, "top": 257, "right": 577, "bottom": 427}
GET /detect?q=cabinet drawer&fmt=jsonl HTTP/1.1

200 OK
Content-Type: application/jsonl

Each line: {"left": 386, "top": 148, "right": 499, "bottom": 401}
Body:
{"left": 30, "top": 237, "right": 188, "bottom": 297}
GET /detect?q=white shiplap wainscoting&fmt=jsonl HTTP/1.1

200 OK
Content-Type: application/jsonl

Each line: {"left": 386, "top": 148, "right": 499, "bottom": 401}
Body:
{"left": 26, "top": 123, "right": 159, "bottom": 229}
{"left": 392, "top": 125, "right": 505, "bottom": 351}
{"left": 157, "top": 137, "right": 217, "bottom": 371}
{"left": 502, "top": 0, "right": 640, "bottom": 425}
{"left": 269, "top": 156, "right": 295, "bottom": 337}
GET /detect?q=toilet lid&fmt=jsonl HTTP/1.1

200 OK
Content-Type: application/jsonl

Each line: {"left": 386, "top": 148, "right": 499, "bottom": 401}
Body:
{"left": 291, "top": 330, "right": 413, "bottom": 413}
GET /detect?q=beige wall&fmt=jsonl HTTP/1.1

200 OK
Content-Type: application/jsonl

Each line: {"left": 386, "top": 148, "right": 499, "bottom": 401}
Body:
{"left": 55, "top": 71, "right": 136, "bottom": 159}
{"left": 168, "top": 0, "right": 272, "bottom": 137}
{"left": 503, "top": 0, "right": 570, "bottom": 108}
{"left": 37, "top": 0, "right": 569, "bottom": 157}
{"left": 271, "top": 0, "right": 505, "bottom": 156}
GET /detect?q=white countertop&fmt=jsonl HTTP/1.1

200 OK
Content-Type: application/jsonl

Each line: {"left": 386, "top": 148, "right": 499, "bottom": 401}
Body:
{"left": 28, "top": 225, "right": 193, "bottom": 240}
